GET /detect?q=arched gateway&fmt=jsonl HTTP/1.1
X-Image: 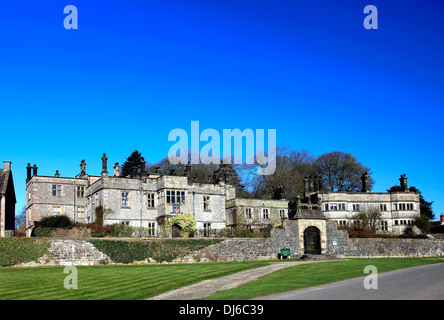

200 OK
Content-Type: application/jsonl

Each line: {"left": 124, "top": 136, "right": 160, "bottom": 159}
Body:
{"left": 303, "top": 226, "right": 321, "bottom": 254}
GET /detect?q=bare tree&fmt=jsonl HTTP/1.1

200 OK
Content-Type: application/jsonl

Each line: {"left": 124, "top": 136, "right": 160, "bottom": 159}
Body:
{"left": 352, "top": 205, "right": 382, "bottom": 232}
{"left": 244, "top": 146, "right": 316, "bottom": 200}
{"left": 314, "top": 151, "right": 374, "bottom": 192}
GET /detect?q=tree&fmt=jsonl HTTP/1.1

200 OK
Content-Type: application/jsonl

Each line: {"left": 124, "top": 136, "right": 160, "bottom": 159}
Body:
{"left": 352, "top": 205, "right": 382, "bottom": 232}
{"left": 15, "top": 206, "right": 26, "bottom": 232}
{"left": 314, "top": 151, "right": 374, "bottom": 192}
{"left": 166, "top": 213, "right": 197, "bottom": 238}
{"left": 244, "top": 146, "right": 316, "bottom": 200}
{"left": 121, "top": 150, "right": 146, "bottom": 177}
{"left": 146, "top": 154, "right": 251, "bottom": 198}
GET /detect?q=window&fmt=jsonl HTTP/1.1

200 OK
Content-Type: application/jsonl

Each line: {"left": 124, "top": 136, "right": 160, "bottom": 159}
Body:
{"left": 52, "top": 206, "right": 61, "bottom": 216}
{"left": 406, "top": 203, "right": 414, "bottom": 210}
{"left": 203, "top": 196, "right": 211, "bottom": 211}
{"left": 381, "top": 220, "right": 388, "bottom": 231}
{"left": 279, "top": 209, "right": 286, "bottom": 219}
{"left": 203, "top": 223, "right": 211, "bottom": 237}
{"left": 146, "top": 193, "right": 155, "bottom": 208}
{"left": 77, "top": 186, "right": 85, "bottom": 198}
{"left": 245, "top": 208, "right": 252, "bottom": 219}
{"left": 339, "top": 203, "right": 345, "bottom": 211}
{"left": 338, "top": 220, "right": 347, "bottom": 226}
{"left": 394, "top": 203, "right": 398, "bottom": 211}
{"left": 380, "top": 204, "right": 387, "bottom": 211}
{"left": 401, "top": 203, "right": 406, "bottom": 210}
{"left": 52, "top": 184, "right": 62, "bottom": 197}
{"left": 147, "top": 222, "right": 156, "bottom": 236}
{"left": 352, "top": 204, "right": 360, "bottom": 211}
{"left": 77, "top": 207, "right": 85, "bottom": 219}
{"left": 325, "top": 203, "right": 329, "bottom": 211}
{"left": 166, "top": 190, "right": 185, "bottom": 204}
{"left": 262, "top": 208, "right": 270, "bottom": 219}
{"left": 394, "top": 220, "right": 399, "bottom": 225}
{"left": 121, "top": 192, "right": 129, "bottom": 207}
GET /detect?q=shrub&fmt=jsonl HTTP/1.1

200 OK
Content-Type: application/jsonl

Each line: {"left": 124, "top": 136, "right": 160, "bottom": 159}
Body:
{"left": 34, "top": 228, "right": 55, "bottom": 237}
{"left": 74, "top": 222, "right": 114, "bottom": 237}
{"left": 95, "top": 205, "right": 105, "bottom": 226}
{"left": 88, "top": 239, "right": 224, "bottom": 263}
{"left": 38, "top": 215, "right": 73, "bottom": 228}
{"left": 0, "top": 238, "right": 50, "bottom": 266}
{"left": 166, "top": 213, "right": 197, "bottom": 238}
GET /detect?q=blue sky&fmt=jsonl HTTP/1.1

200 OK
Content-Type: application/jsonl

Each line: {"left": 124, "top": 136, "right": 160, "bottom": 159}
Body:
{"left": 1, "top": 0, "right": 443, "bottom": 218}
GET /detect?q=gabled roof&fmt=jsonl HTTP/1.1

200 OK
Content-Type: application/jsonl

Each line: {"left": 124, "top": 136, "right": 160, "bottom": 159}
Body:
{"left": 0, "top": 169, "right": 16, "bottom": 203}
{"left": 0, "top": 169, "right": 6, "bottom": 195}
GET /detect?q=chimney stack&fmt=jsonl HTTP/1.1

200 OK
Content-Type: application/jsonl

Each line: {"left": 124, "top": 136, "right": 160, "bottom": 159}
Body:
{"left": 440, "top": 213, "right": 444, "bottom": 225}
{"left": 101, "top": 153, "right": 108, "bottom": 177}
{"left": 361, "top": 172, "right": 370, "bottom": 193}
{"left": 3, "top": 161, "right": 11, "bottom": 171}
{"left": 32, "top": 164, "right": 38, "bottom": 176}
{"left": 399, "top": 174, "right": 408, "bottom": 192}
{"left": 140, "top": 157, "right": 146, "bottom": 176}
{"left": 26, "top": 163, "right": 32, "bottom": 182}
{"left": 113, "top": 162, "right": 120, "bottom": 177}
{"left": 79, "top": 160, "right": 86, "bottom": 176}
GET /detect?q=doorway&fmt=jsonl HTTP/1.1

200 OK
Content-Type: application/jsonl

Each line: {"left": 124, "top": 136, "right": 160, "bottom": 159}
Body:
{"left": 304, "top": 226, "right": 321, "bottom": 254}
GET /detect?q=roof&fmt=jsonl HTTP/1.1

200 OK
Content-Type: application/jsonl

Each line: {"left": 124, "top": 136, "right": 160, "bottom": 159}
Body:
{"left": 0, "top": 169, "right": 6, "bottom": 195}
{"left": 0, "top": 168, "right": 16, "bottom": 203}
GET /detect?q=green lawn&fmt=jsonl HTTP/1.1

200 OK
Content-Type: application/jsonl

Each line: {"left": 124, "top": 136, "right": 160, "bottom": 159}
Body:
{"left": 202, "top": 258, "right": 444, "bottom": 300}
{"left": 2, "top": 258, "right": 442, "bottom": 300}
{"left": 0, "top": 261, "right": 268, "bottom": 300}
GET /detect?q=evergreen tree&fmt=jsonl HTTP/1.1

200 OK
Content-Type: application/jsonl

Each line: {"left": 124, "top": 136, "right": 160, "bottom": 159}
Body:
{"left": 121, "top": 150, "right": 145, "bottom": 177}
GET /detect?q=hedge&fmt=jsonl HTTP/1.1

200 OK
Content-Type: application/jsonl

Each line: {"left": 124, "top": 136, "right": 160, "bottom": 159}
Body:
{"left": 88, "top": 239, "right": 224, "bottom": 264}
{"left": 0, "top": 238, "right": 50, "bottom": 267}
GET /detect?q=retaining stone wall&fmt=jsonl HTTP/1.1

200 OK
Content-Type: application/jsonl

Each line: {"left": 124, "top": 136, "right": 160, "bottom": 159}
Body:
{"left": 18, "top": 239, "right": 110, "bottom": 266}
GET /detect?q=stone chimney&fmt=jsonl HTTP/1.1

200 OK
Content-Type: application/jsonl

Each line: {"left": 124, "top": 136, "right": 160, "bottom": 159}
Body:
{"left": 361, "top": 172, "right": 370, "bottom": 193}
{"left": 3, "top": 161, "right": 11, "bottom": 171}
{"left": 32, "top": 164, "right": 38, "bottom": 176}
{"left": 79, "top": 160, "right": 86, "bottom": 176}
{"left": 399, "top": 174, "right": 408, "bottom": 192}
{"left": 26, "top": 163, "right": 32, "bottom": 182}
{"left": 101, "top": 153, "right": 108, "bottom": 177}
{"left": 130, "top": 165, "right": 138, "bottom": 178}
{"left": 113, "top": 162, "right": 120, "bottom": 177}
{"left": 304, "top": 176, "right": 309, "bottom": 195}
{"left": 140, "top": 157, "right": 146, "bottom": 176}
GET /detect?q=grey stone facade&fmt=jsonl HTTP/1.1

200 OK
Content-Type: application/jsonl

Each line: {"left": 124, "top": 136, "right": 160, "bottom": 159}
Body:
{"left": 25, "top": 154, "right": 236, "bottom": 237}
{"left": 293, "top": 174, "right": 421, "bottom": 235}
{"left": 25, "top": 154, "right": 422, "bottom": 240}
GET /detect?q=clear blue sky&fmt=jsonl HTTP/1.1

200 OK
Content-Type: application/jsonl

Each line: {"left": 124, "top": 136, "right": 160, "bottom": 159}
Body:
{"left": 1, "top": 0, "right": 443, "bottom": 219}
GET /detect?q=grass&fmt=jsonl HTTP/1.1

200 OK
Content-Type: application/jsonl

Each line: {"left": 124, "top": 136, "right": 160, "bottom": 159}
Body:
{"left": 0, "top": 261, "right": 268, "bottom": 300}
{"left": 1, "top": 258, "right": 442, "bottom": 300}
{"left": 201, "top": 258, "right": 444, "bottom": 300}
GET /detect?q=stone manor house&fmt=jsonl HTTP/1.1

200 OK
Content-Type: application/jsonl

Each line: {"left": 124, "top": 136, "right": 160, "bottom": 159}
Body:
{"left": 24, "top": 154, "right": 420, "bottom": 237}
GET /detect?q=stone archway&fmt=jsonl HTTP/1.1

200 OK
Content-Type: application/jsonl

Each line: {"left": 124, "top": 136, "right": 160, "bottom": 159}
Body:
{"left": 304, "top": 226, "right": 321, "bottom": 254}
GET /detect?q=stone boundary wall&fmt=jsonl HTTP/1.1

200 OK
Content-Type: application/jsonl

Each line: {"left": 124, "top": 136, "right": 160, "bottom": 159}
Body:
{"left": 182, "top": 221, "right": 444, "bottom": 262}
{"left": 330, "top": 238, "right": 444, "bottom": 258}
